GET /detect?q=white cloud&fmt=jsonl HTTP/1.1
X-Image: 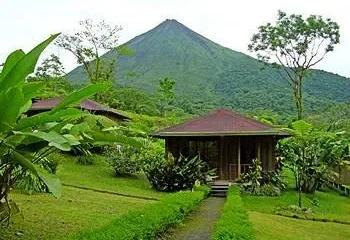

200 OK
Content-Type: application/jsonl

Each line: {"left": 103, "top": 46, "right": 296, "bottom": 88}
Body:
{"left": 1, "top": 0, "right": 349, "bottom": 77}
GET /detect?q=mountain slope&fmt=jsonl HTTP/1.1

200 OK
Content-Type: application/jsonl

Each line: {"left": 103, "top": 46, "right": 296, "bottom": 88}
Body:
{"left": 67, "top": 19, "right": 350, "bottom": 116}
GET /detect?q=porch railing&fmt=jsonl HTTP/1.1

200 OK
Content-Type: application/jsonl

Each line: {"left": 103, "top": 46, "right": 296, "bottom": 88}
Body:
{"left": 229, "top": 164, "right": 251, "bottom": 181}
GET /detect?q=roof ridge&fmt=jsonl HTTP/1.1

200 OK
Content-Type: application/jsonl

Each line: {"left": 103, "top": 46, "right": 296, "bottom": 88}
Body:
{"left": 154, "top": 109, "right": 216, "bottom": 133}
{"left": 151, "top": 108, "right": 277, "bottom": 136}
{"left": 219, "top": 108, "right": 274, "bottom": 129}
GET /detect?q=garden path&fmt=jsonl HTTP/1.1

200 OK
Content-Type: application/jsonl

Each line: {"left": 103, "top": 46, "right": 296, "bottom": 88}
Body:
{"left": 165, "top": 197, "right": 225, "bottom": 240}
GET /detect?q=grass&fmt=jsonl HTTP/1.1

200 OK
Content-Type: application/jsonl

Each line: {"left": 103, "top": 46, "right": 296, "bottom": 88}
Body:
{"left": 0, "top": 152, "right": 164, "bottom": 239}
{"left": 56, "top": 153, "right": 167, "bottom": 200}
{"left": 212, "top": 185, "right": 256, "bottom": 240}
{"left": 242, "top": 188, "right": 350, "bottom": 222}
{"left": 241, "top": 169, "right": 350, "bottom": 240}
{"left": 249, "top": 211, "right": 350, "bottom": 240}
{"left": 70, "top": 188, "right": 209, "bottom": 239}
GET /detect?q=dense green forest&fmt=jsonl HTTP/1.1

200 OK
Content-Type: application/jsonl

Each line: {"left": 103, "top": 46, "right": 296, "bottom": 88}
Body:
{"left": 67, "top": 19, "right": 350, "bottom": 118}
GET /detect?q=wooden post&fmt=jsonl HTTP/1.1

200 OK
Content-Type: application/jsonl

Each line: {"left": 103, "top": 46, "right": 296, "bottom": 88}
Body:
{"left": 257, "top": 138, "right": 261, "bottom": 160}
{"left": 165, "top": 138, "right": 169, "bottom": 159}
{"left": 237, "top": 137, "right": 241, "bottom": 177}
{"left": 220, "top": 136, "right": 224, "bottom": 180}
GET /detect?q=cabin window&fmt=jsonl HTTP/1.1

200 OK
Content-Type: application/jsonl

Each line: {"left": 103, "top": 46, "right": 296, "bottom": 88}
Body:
{"left": 188, "top": 140, "right": 218, "bottom": 170}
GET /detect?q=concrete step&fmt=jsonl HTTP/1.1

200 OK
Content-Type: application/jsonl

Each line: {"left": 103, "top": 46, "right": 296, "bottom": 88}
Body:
{"left": 211, "top": 185, "right": 229, "bottom": 189}
{"left": 210, "top": 193, "right": 227, "bottom": 197}
{"left": 211, "top": 189, "right": 228, "bottom": 193}
{"left": 209, "top": 182, "right": 230, "bottom": 198}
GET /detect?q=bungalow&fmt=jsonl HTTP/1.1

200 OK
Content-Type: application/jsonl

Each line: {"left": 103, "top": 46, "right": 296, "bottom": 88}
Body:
{"left": 151, "top": 109, "right": 289, "bottom": 181}
{"left": 28, "top": 97, "right": 130, "bottom": 122}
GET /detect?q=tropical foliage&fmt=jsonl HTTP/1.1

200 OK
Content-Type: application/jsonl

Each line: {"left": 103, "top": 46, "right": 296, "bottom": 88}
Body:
{"left": 0, "top": 34, "right": 138, "bottom": 224}
{"left": 278, "top": 120, "right": 349, "bottom": 206}
{"left": 144, "top": 154, "right": 212, "bottom": 192}
{"left": 106, "top": 145, "right": 141, "bottom": 175}
{"left": 241, "top": 158, "right": 285, "bottom": 196}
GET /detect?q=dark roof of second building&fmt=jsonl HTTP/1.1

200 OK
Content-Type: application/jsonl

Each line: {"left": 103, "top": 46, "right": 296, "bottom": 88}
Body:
{"left": 30, "top": 97, "right": 130, "bottom": 120}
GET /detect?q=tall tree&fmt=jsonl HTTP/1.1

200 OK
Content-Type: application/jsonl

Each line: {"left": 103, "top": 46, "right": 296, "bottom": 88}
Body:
{"left": 157, "top": 77, "right": 176, "bottom": 118}
{"left": 30, "top": 54, "right": 72, "bottom": 99}
{"left": 248, "top": 11, "right": 340, "bottom": 120}
{"left": 35, "top": 54, "right": 65, "bottom": 78}
{"left": 55, "top": 19, "right": 123, "bottom": 84}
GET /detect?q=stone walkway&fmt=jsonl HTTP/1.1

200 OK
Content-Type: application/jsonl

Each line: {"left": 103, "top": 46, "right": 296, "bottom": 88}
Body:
{"left": 165, "top": 197, "right": 226, "bottom": 240}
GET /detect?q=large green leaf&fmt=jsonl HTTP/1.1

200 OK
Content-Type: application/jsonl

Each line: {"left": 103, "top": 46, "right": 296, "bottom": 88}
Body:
{"left": 69, "top": 122, "right": 91, "bottom": 134}
{"left": 0, "top": 87, "right": 24, "bottom": 130}
{"left": 50, "top": 84, "right": 111, "bottom": 114}
{"left": 36, "top": 167, "right": 61, "bottom": 198}
{"left": 14, "top": 131, "right": 71, "bottom": 151}
{"left": 3, "top": 135, "right": 26, "bottom": 149}
{"left": 62, "top": 134, "right": 80, "bottom": 146}
{"left": 19, "top": 100, "right": 33, "bottom": 116}
{"left": 15, "top": 108, "right": 85, "bottom": 131}
{"left": 11, "top": 151, "right": 61, "bottom": 198}
{"left": 22, "top": 82, "right": 44, "bottom": 102}
{"left": 11, "top": 151, "right": 38, "bottom": 175}
{"left": 0, "top": 34, "right": 59, "bottom": 91}
{"left": 291, "top": 120, "right": 313, "bottom": 136}
{"left": 91, "top": 132, "right": 141, "bottom": 148}
{"left": 0, "top": 50, "right": 25, "bottom": 83}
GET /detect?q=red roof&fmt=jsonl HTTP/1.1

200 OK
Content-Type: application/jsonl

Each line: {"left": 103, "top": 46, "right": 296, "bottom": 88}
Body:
{"left": 151, "top": 109, "right": 289, "bottom": 137}
{"left": 30, "top": 97, "right": 129, "bottom": 120}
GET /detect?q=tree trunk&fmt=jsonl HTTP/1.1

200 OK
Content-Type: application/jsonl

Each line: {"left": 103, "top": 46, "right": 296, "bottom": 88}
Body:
{"left": 293, "top": 72, "right": 304, "bottom": 120}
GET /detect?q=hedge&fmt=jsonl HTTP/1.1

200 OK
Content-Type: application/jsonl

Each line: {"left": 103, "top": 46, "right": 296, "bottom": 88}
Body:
{"left": 212, "top": 185, "right": 256, "bottom": 240}
{"left": 70, "top": 186, "right": 210, "bottom": 240}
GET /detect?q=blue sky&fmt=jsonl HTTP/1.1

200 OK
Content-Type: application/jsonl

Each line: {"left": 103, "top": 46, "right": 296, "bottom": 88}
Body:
{"left": 1, "top": 0, "right": 349, "bottom": 77}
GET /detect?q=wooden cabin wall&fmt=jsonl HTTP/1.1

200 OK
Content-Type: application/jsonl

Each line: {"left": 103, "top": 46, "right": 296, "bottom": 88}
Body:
{"left": 165, "top": 135, "right": 276, "bottom": 181}
{"left": 257, "top": 136, "right": 274, "bottom": 171}
{"left": 222, "top": 137, "right": 238, "bottom": 180}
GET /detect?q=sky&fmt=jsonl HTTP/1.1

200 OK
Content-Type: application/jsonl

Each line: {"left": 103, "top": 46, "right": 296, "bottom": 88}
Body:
{"left": 1, "top": 0, "right": 349, "bottom": 77}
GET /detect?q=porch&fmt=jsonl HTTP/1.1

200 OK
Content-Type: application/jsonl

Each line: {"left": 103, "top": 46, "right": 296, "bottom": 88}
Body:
{"left": 165, "top": 135, "right": 275, "bottom": 181}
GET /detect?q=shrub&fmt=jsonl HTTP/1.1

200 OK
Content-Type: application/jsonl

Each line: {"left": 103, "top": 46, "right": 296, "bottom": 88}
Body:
{"left": 76, "top": 155, "right": 95, "bottom": 165}
{"left": 259, "top": 184, "right": 281, "bottom": 197}
{"left": 212, "top": 185, "right": 256, "bottom": 240}
{"left": 241, "top": 158, "right": 285, "bottom": 196}
{"left": 138, "top": 138, "right": 164, "bottom": 168}
{"left": 144, "top": 154, "right": 211, "bottom": 192}
{"left": 242, "top": 158, "right": 262, "bottom": 195}
{"left": 70, "top": 187, "right": 209, "bottom": 240}
{"left": 106, "top": 145, "right": 141, "bottom": 175}
{"left": 16, "top": 173, "right": 48, "bottom": 194}
{"left": 274, "top": 205, "right": 313, "bottom": 218}
{"left": 261, "top": 171, "right": 286, "bottom": 191}
{"left": 44, "top": 156, "right": 62, "bottom": 174}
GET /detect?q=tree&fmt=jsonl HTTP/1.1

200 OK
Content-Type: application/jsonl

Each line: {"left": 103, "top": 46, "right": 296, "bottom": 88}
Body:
{"left": 156, "top": 77, "right": 176, "bottom": 118}
{"left": 248, "top": 10, "right": 340, "bottom": 120}
{"left": 55, "top": 19, "right": 123, "bottom": 85}
{"left": 278, "top": 120, "right": 348, "bottom": 207}
{"left": 35, "top": 54, "right": 65, "bottom": 78}
{"left": 29, "top": 54, "right": 72, "bottom": 99}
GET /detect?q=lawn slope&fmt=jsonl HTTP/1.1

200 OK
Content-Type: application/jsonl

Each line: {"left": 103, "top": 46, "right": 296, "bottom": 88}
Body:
{"left": 0, "top": 153, "right": 162, "bottom": 240}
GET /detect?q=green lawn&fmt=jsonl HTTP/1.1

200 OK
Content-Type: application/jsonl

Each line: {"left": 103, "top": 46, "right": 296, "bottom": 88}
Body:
{"left": 241, "top": 170, "right": 350, "bottom": 240}
{"left": 56, "top": 153, "right": 166, "bottom": 200}
{"left": 242, "top": 188, "right": 350, "bottom": 222}
{"left": 0, "top": 153, "right": 164, "bottom": 239}
{"left": 249, "top": 211, "right": 350, "bottom": 240}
